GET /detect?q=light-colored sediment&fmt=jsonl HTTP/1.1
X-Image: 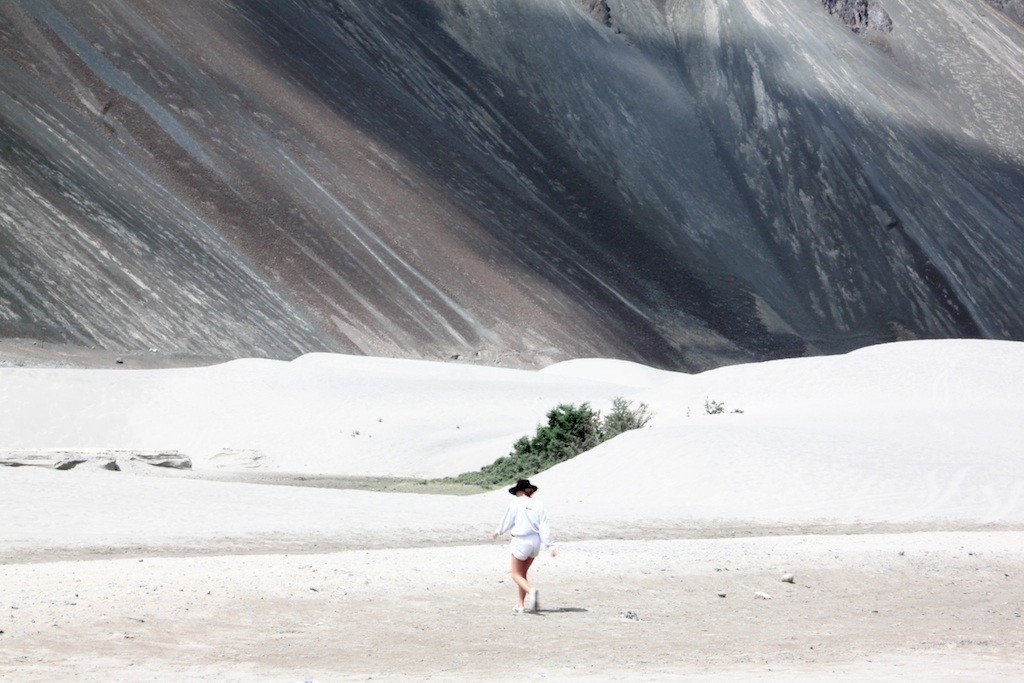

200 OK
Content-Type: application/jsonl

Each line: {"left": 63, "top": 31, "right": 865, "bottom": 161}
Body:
{"left": 2, "top": 341, "right": 1023, "bottom": 679}
{"left": 2, "top": 534, "right": 1022, "bottom": 681}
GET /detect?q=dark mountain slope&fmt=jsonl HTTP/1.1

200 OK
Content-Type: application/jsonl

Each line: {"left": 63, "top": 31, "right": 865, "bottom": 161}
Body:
{"left": 1, "top": 0, "right": 1021, "bottom": 369}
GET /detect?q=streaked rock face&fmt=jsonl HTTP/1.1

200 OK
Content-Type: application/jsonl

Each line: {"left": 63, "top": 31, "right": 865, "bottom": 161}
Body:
{"left": 985, "top": 0, "right": 1024, "bottom": 26}
{"left": 1, "top": 0, "right": 1022, "bottom": 370}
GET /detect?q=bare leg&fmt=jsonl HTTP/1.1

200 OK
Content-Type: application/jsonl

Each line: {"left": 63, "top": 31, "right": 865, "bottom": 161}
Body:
{"left": 511, "top": 555, "right": 535, "bottom": 607}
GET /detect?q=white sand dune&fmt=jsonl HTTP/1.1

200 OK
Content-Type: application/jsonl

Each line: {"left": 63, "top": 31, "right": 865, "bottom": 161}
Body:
{"left": 2, "top": 339, "right": 1022, "bottom": 537}
{"left": 2, "top": 340, "right": 1023, "bottom": 680}
{"left": 0, "top": 353, "right": 643, "bottom": 477}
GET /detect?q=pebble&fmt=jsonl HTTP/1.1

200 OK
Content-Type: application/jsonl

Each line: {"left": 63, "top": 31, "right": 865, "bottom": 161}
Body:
{"left": 754, "top": 591, "right": 772, "bottom": 600}
{"left": 781, "top": 573, "right": 795, "bottom": 583}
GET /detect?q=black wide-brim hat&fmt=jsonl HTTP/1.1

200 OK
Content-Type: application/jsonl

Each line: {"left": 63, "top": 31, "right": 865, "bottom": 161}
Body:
{"left": 508, "top": 478, "right": 538, "bottom": 495}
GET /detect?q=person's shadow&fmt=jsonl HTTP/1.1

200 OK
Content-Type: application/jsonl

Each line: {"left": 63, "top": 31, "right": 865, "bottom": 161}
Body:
{"left": 533, "top": 607, "right": 588, "bottom": 616}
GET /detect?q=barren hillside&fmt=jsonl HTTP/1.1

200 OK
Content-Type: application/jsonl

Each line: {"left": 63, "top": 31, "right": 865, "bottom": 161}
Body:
{"left": 2, "top": 0, "right": 1022, "bottom": 369}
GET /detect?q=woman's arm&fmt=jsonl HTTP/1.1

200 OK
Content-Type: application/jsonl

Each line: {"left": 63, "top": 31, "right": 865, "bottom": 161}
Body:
{"left": 491, "top": 503, "right": 516, "bottom": 538}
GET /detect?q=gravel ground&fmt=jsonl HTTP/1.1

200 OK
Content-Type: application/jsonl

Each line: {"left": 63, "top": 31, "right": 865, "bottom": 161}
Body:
{"left": 2, "top": 533, "right": 1022, "bottom": 681}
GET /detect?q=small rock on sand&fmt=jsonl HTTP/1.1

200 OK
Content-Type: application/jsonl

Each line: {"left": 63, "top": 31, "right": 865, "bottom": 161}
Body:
{"left": 781, "top": 573, "right": 795, "bottom": 583}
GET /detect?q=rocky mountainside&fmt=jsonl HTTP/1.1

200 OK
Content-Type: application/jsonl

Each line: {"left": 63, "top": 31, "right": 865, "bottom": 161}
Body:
{"left": 1, "top": 0, "right": 1022, "bottom": 370}
{"left": 985, "top": 0, "right": 1024, "bottom": 25}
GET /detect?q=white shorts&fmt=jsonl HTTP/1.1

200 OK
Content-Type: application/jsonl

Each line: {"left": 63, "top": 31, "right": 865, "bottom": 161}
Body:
{"left": 510, "top": 534, "right": 541, "bottom": 560}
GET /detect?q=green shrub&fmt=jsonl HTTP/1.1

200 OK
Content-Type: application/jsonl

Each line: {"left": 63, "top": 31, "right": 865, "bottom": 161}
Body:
{"left": 451, "top": 397, "right": 652, "bottom": 488}
{"left": 602, "top": 397, "right": 652, "bottom": 440}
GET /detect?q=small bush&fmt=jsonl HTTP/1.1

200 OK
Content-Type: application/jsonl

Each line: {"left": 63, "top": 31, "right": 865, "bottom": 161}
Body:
{"left": 602, "top": 397, "right": 653, "bottom": 440}
{"left": 704, "top": 399, "right": 744, "bottom": 415}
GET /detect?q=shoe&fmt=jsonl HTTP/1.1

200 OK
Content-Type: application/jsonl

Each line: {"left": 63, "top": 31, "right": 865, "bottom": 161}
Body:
{"left": 512, "top": 605, "right": 524, "bottom": 614}
{"left": 526, "top": 588, "right": 538, "bottom": 612}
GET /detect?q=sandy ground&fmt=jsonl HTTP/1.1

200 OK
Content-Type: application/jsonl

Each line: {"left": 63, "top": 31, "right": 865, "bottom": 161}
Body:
{"left": 2, "top": 529, "right": 1023, "bottom": 681}
{"left": 3, "top": 340, "right": 1022, "bottom": 679}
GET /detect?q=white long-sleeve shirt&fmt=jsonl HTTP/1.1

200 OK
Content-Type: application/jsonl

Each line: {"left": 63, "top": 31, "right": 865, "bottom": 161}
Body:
{"left": 494, "top": 496, "right": 555, "bottom": 548}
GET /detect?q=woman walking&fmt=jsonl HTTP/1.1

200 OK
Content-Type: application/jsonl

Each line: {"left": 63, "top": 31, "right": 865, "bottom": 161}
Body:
{"left": 491, "top": 478, "right": 557, "bottom": 613}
